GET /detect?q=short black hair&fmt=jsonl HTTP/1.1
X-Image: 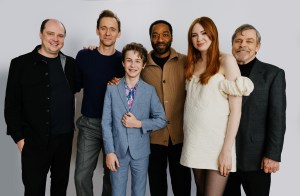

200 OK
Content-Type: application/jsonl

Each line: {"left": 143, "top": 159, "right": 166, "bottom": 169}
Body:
{"left": 149, "top": 20, "right": 173, "bottom": 37}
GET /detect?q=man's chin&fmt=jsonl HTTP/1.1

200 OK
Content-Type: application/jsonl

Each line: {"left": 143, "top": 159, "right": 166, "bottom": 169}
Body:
{"left": 49, "top": 49, "right": 61, "bottom": 54}
{"left": 102, "top": 42, "right": 115, "bottom": 47}
{"left": 235, "top": 55, "right": 248, "bottom": 61}
{"left": 155, "top": 48, "right": 168, "bottom": 55}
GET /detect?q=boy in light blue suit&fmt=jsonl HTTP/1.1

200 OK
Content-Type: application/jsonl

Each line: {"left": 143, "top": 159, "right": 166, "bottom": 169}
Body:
{"left": 101, "top": 42, "right": 166, "bottom": 196}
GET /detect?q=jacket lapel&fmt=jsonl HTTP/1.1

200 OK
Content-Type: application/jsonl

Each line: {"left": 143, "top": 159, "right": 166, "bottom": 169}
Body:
{"left": 117, "top": 78, "right": 129, "bottom": 112}
{"left": 130, "top": 80, "right": 145, "bottom": 112}
{"left": 242, "top": 60, "right": 264, "bottom": 106}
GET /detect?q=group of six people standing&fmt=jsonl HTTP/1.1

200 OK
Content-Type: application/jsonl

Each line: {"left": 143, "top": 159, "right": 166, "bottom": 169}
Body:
{"left": 5, "top": 9, "right": 286, "bottom": 196}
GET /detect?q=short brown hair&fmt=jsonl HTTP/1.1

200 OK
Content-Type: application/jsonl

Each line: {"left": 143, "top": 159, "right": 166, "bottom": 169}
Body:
{"left": 122, "top": 42, "right": 148, "bottom": 64}
{"left": 96, "top": 10, "right": 121, "bottom": 32}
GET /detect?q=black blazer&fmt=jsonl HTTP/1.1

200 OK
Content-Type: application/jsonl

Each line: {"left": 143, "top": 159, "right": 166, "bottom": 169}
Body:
{"left": 4, "top": 45, "right": 76, "bottom": 146}
{"left": 236, "top": 59, "right": 286, "bottom": 171}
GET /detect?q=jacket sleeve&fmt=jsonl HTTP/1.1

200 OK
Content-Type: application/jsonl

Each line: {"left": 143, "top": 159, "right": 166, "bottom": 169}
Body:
{"left": 65, "top": 56, "right": 77, "bottom": 94}
{"left": 141, "top": 87, "right": 167, "bottom": 134}
{"left": 101, "top": 86, "right": 115, "bottom": 154}
{"left": 74, "top": 52, "right": 83, "bottom": 93}
{"left": 265, "top": 69, "right": 286, "bottom": 162}
{"left": 4, "top": 58, "right": 24, "bottom": 143}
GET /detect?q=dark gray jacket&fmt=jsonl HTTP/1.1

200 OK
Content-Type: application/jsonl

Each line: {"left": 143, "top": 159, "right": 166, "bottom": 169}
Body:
{"left": 236, "top": 59, "right": 286, "bottom": 171}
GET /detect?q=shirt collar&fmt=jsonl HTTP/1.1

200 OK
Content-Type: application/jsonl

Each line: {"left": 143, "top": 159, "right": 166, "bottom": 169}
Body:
{"left": 123, "top": 78, "right": 139, "bottom": 90}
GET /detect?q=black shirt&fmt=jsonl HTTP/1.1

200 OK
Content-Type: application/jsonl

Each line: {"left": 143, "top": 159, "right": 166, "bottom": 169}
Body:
{"left": 151, "top": 52, "right": 170, "bottom": 69}
{"left": 238, "top": 58, "right": 257, "bottom": 77}
{"left": 39, "top": 54, "right": 73, "bottom": 135}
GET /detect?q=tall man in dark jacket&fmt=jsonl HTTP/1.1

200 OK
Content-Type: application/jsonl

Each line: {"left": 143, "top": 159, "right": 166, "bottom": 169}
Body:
{"left": 4, "top": 19, "right": 76, "bottom": 196}
{"left": 223, "top": 24, "right": 286, "bottom": 196}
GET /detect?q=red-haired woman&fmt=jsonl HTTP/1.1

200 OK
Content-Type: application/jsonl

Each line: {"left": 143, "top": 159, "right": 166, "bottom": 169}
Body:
{"left": 180, "top": 17, "right": 253, "bottom": 196}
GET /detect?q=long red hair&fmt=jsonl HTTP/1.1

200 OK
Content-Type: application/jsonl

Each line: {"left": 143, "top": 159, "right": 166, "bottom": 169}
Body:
{"left": 185, "top": 17, "right": 220, "bottom": 84}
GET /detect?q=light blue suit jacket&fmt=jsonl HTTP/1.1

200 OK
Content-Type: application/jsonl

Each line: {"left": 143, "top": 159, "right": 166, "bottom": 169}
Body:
{"left": 101, "top": 78, "right": 166, "bottom": 160}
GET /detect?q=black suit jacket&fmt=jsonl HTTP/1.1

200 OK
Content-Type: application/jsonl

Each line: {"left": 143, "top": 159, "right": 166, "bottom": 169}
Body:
{"left": 236, "top": 59, "right": 286, "bottom": 171}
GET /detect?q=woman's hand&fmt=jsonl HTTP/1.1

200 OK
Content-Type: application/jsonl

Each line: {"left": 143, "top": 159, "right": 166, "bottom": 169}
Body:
{"left": 218, "top": 149, "right": 232, "bottom": 177}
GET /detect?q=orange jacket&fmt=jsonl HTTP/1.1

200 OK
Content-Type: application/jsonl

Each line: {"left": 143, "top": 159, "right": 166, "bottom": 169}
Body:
{"left": 141, "top": 48, "right": 186, "bottom": 146}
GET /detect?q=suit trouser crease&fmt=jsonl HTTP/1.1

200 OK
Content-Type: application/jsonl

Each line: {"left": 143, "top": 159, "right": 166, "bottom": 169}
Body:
{"left": 111, "top": 150, "right": 149, "bottom": 196}
{"left": 75, "top": 116, "right": 111, "bottom": 196}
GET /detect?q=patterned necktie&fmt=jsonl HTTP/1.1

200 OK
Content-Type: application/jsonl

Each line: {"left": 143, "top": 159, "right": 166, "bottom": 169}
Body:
{"left": 126, "top": 87, "right": 135, "bottom": 109}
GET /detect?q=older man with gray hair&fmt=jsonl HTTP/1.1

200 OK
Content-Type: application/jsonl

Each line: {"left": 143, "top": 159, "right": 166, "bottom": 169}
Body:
{"left": 223, "top": 24, "right": 286, "bottom": 196}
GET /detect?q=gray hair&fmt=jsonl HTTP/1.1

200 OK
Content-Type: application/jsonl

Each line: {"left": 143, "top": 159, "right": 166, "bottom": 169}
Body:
{"left": 232, "top": 24, "right": 261, "bottom": 45}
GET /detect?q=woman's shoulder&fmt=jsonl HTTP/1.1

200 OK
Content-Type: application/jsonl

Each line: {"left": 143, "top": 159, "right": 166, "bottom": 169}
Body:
{"left": 219, "top": 52, "right": 236, "bottom": 66}
{"left": 219, "top": 52, "right": 240, "bottom": 79}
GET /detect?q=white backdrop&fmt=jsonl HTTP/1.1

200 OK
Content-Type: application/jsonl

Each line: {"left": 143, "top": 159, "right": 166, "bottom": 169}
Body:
{"left": 0, "top": 0, "right": 299, "bottom": 195}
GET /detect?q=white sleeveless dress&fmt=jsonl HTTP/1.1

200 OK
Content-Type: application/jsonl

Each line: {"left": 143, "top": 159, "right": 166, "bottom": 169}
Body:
{"left": 180, "top": 73, "right": 253, "bottom": 172}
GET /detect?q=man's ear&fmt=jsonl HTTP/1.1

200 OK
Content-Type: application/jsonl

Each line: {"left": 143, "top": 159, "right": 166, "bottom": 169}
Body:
{"left": 255, "top": 43, "right": 261, "bottom": 53}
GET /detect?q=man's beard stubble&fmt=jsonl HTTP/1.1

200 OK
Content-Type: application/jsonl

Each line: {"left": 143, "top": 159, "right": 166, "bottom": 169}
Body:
{"left": 151, "top": 41, "right": 172, "bottom": 55}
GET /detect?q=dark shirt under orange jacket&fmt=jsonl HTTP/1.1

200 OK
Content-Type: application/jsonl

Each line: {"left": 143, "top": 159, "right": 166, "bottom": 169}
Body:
{"left": 141, "top": 48, "right": 186, "bottom": 146}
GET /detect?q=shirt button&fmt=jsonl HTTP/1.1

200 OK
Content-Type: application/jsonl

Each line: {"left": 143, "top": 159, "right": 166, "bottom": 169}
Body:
{"left": 46, "top": 109, "right": 50, "bottom": 112}
{"left": 46, "top": 84, "right": 50, "bottom": 87}
{"left": 162, "top": 80, "right": 166, "bottom": 83}
{"left": 45, "top": 72, "right": 49, "bottom": 76}
{"left": 167, "top": 120, "right": 170, "bottom": 124}
{"left": 45, "top": 122, "right": 49, "bottom": 125}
